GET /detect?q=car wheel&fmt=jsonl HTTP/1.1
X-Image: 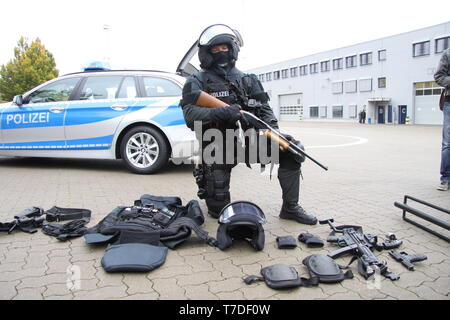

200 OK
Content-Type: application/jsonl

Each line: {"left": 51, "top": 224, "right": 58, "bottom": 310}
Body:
{"left": 120, "top": 126, "right": 169, "bottom": 174}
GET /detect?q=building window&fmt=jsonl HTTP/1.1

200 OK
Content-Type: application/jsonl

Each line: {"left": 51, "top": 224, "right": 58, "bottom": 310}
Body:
{"left": 333, "top": 58, "right": 343, "bottom": 70}
{"left": 290, "top": 67, "right": 298, "bottom": 77}
{"left": 413, "top": 41, "right": 430, "bottom": 57}
{"left": 360, "top": 52, "right": 372, "bottom": 66}
{"left": 332, "top": 81, "right": 343, "bottom": 94}
{"left": 320, "top": 106, "right": 327, "bottom": 118}
{"left": 359, "top": 78, "right": 372, "bottom": 92}
{"left": 345, "top": 80, "right": 357, "bottom": 93}
{"left": 258, "top": 74, "right": 265, "bottom": 82}
{"left": 378, "top": 77, "right": 386, "bottom": 88}
{"left": 266, "top": 72, "right": 272, "bottom": 81}
{"left": 415, "top": 81, "right": 443, "bottom": 96}
{"left": 273, "top": 70, "right": 280, "bottom": 80}
{"left": 346, "top": 55, "right": 357, "bottom": 68}
{"left": 378, "top": 50, "right": 387, "bottom": 61}
{"left": 281, "top": 69, "right": 289, "bottom": 79}
{"left": 280, "top": 106, "right": 302, "bottom": 115}
{"left": 348, "top": 105, "right": 357, "bottom": 118}
{"left": 320, "top": 60, "right": 330, "bottom": 72}
{"left": 435, "top": 36, "right": 450, "bottom": 53}
{"left": 310, "top": 106, "right": 319, "bottom": 118}
{"left": 299, "top": 65, "right": 308, "bottom": 76}
{"left": 310, "top": 63, "right": 319, "bottom": 74}
{"left": 332, "top": 106, "right": 343, "bottom": 118}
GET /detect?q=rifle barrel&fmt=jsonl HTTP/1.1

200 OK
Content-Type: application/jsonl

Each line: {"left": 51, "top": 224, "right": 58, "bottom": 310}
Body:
{"left": 243, "top": 111, "right": 328, "bottom": 171}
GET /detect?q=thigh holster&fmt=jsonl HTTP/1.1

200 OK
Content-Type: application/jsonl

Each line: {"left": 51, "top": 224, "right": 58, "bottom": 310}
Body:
{"left": 193, "top": 165, "right": 208, "bottom": 199}
{"left": 194, "top": 164, "right": 232, "bottom": 215}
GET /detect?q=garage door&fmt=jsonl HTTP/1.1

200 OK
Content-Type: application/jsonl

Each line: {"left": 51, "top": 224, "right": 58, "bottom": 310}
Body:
{"left": 414, "top": 82, "right": 444, "bottom": 125}
{"left": 279, "top": 93, "right": 303, "bottom": 121}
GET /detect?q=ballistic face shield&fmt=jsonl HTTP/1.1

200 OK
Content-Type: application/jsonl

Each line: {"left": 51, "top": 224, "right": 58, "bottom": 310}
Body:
{"left": 198, "top": 24, "right": 244, "bottom": 48}
{"left": 197, "top": 24, "right": 244, "bottom": 69}
{"left": 216, "top": 201, "right": 265, "bottom": 251}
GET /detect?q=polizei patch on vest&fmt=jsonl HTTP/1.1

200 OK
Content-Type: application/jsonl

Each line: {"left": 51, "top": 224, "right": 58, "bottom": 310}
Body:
{"left": 211, "top": 91, "right": 229, "bottom": 98}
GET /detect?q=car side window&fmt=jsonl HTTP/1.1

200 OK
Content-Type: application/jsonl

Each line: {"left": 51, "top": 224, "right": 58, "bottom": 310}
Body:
{"left": 142, "top": 77, "right": 181, "bottom": 97}
{"left": 26, "top": 77, "right": 81, "bottom": 104}
{"left": 117, "top": 77, "right": 137, "bottom": 99}
{"left": 79, "top": 76, "right": 122, "bottom": 100}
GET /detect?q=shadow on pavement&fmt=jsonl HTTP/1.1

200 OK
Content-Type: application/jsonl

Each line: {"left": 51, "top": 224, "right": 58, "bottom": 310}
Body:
{"left": 0, "top": 156, "right": 195, "bottom": 174}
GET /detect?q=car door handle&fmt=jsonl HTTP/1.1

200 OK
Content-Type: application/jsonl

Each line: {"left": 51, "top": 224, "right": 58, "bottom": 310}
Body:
{"left": 49, "top": 106, "right": 65, "bottom": 113}
{"left": 111, "top": 104, "right": 129, "bottom": 111}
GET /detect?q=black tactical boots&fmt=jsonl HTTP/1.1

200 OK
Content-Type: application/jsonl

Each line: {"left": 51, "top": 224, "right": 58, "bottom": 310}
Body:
{"left": 279, "top": 204, "right": 317, "bottom": 225}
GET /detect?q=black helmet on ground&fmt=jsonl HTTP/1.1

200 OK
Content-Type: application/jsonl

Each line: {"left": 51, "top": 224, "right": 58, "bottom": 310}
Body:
{"left": 197, "top": 24, "right": 244, "bottom": 69}
{"left": 216, "top": 201, "right": 265, "bottom": 251}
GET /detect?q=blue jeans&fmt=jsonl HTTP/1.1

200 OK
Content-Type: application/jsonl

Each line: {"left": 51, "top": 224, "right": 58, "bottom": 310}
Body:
{"left": 441, "top": 101, "right": 450, "bottom": 182}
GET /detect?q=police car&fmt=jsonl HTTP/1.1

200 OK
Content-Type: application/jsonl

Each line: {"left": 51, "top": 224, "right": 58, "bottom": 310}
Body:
{"left": 0, "top": 62, "right": 197, "bottom": 174}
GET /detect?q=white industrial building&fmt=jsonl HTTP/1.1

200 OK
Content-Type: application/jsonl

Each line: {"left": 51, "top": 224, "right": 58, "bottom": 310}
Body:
{"left": 246, "top": 22, "right": 450, "bottom": 125}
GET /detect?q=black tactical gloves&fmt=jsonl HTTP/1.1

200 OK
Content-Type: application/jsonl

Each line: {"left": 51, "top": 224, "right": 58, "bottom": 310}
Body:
{"left": 210, "top": 104, "right": 242, "bottom": 124}
{"left": 282, "top": 134, "right": 305, "bottom": 163}
{"left": 298, "top": 233, "right": 324, "bottom": 248}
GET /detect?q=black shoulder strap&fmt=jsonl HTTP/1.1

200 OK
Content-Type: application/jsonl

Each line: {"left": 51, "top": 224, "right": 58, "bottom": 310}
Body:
{"left": 243, "top": 274, "right": 318, "bottom": 287}
{"left": 45, "top": 207, "right": 91, "bottom": 223}
{"left": 166, "top": 217, "right": 218, "bottom": 247}
{"left": 193, "top": 71, "right": 207, "bottom": 84}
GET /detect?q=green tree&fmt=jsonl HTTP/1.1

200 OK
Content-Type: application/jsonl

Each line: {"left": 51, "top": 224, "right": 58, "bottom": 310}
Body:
{"left": 0, "top": 37, "right": 59, "bottom": 101}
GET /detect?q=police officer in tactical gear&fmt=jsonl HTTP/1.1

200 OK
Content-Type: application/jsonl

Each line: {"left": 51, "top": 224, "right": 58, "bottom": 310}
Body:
{"left": 180, "top": 24, "right": 317, "bottom": 225}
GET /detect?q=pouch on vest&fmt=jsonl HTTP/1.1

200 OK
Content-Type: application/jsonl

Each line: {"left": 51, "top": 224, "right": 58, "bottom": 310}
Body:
{"left": 302, "top": 254, "right": 354, "bottom": 283}
{"left": 84, "top": 233, "right": 116, "bottom": 245}
{"left": 243, "top": 264, "right": 318, "bottom": 290}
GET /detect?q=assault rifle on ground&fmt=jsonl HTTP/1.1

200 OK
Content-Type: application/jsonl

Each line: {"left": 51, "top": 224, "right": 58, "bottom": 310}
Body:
{"left": 0, "top": 207, "right": 45, "bottom": 234}
{"left": 194, "top": 91, "right": 328, "bottom": 171}
{"left": 319, "top": 218, "right": 402, "bottom": 281}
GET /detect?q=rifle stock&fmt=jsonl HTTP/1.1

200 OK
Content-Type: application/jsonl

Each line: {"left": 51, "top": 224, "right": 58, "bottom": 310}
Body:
{"left": 263, "top": 130, "right": 290, "bottom": 150}
{"left": 195, "top": 91, "right": 228, "bottom": 108}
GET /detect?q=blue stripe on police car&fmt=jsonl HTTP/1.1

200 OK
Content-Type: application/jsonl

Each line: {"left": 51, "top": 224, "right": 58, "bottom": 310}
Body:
{"left": 150, "top": 104, "right": 186, "bottom": 127}
{"left": 0, "top": 134, "right": 114, "bottom": 150}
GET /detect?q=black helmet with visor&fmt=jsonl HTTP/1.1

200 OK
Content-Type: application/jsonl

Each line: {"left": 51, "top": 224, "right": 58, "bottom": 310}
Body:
{"left": 197, "top": 24, "right": 243, "bottom": 69}
{"left": 216, "top": 201, "right": 265, "bottom": 251}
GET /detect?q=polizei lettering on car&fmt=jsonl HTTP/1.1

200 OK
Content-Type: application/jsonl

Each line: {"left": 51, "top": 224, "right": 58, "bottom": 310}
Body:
{"left": 5, "top": 112, "right": 50, "bottom": 126}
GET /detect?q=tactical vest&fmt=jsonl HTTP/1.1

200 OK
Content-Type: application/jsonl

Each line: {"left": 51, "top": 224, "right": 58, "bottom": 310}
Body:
{"left": 194, "top": 69, "right": 252, "bottom": 106}
{"left": 85, "top": 195, "right": 217, "bottom": 249}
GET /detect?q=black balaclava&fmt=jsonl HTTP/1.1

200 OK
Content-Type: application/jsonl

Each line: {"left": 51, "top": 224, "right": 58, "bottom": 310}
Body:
{"left": 212, "top": 49, "right": 231, "bottom": 67}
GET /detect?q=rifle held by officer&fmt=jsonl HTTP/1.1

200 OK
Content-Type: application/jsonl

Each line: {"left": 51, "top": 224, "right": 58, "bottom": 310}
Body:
{"left": 194, "top": 91, "right": 328, "bottom": 171}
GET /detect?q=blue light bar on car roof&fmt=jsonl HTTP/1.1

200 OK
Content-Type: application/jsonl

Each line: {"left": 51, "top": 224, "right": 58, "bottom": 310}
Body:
{"left": 83, "top": 61, "right": 111, "bottom": 71}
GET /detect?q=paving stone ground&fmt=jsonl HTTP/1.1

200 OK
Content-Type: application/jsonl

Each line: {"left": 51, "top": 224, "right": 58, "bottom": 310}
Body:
{"left": 0, "top": 122, "right": 448, "bottom": 300}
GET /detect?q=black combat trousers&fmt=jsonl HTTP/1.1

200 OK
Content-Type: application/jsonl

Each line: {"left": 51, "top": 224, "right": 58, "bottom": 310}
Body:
{"left": 196, "top": 131, "right": 302, "bottom": 217}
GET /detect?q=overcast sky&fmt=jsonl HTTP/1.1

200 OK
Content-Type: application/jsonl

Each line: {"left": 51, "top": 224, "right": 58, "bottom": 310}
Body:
{"left": 1, "top": 0, "right": 449, "bottom": 75}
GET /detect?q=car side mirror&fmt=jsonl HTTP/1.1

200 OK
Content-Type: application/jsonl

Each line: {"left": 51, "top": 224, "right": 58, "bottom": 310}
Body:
{"left": 13, "top": 95, "right": 24, "bottom": 106}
